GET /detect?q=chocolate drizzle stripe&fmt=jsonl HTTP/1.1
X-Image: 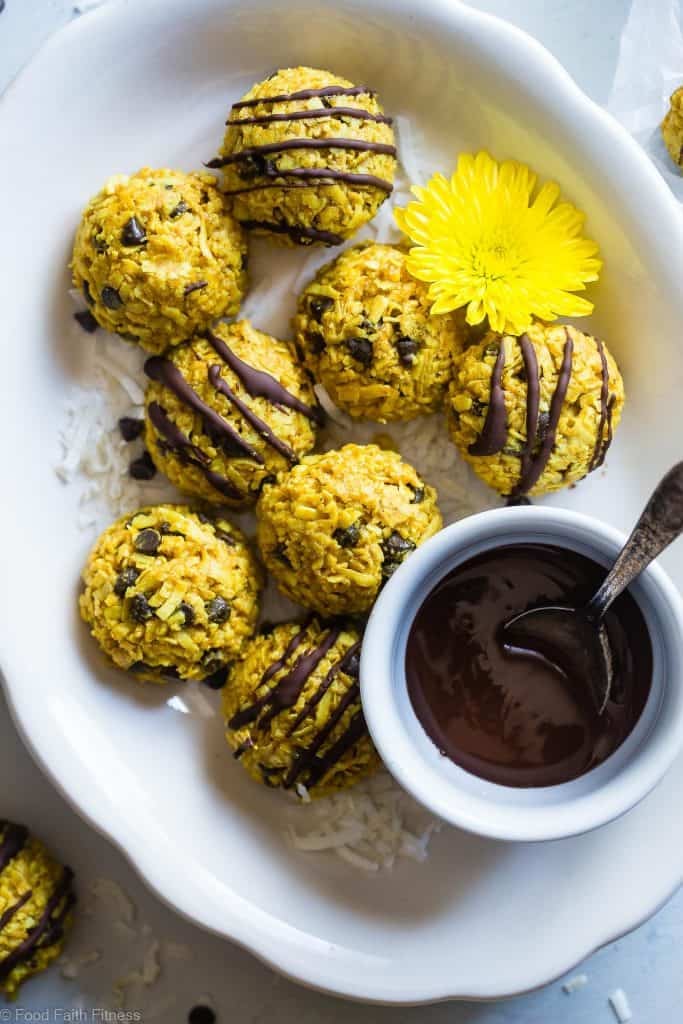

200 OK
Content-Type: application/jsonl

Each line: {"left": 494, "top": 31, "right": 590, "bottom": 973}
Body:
{"left": 0, "top": 891, "right": 32, "bottom": 934}
{"left": 144, "top": 356, "right": 263, "bottom": 464}
{"left": 0, "top": 869, "right": 76, "bottom": 981}
{"left": 147, "top": 402, "right": 243, "bottom": 500}
{"left": 284, "top": 681, "right": 362, "bottom": 788}
{"left": 302, "top": 709, "right": 368, "bottom": 790}
{"left": 286, "top": 641, "right": 361, "bottom": 738}
{"left": 227, "top": 107, "right": 392, "bottom": 127}
{"left": 231, "top": 85, "right": 374, "bottom": 110}
{"left": 257, "top": 627, "right": 342, "bottom": 729}
{"left": 207, "top": 137, "right": 396, "bottom": 168}
{"left": 0, "top": 824, "right": 28, "bottom": 873}
{"left": 510, "top": 334, "right": 540, "bottom": 498}
{"left": 468, "top": 341, "right": 508, "bottom": 455}
{"left": 589, "top": 338, "right": 612, "bottom": 472}
{"left": 209, "top": 365, "right": 297, "bottom": 463}
{"left": 224, "top": 166, "right": 393, "bottom": 193}
{"left": 228, "top": 624, "right": 310, "bottom": 729}
{"left": 515, "top": 330, "right": 574, "bottom": 495}
{"left": 594, "top": 395, "right": 616, "bottom": 471}
{"left": 206, "top": 329, "right": 323, "bottom": 423}
{"left": 239, "top": 219, "right": 343, "bottom": 247}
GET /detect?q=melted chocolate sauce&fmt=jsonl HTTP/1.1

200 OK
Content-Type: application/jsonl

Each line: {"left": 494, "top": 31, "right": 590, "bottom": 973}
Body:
{"left": 209, "top": 365, "right": 297, "bottom": 463}
{"left": 147, "top": 402, "right": 243, "bottom": 500}
{"left": 242, "top": 219, "right": 344, "bottom": 246}
{"left": 231, "top": 85, "right": 374, "bottom": 110}
{"left": 145, "top": 357, "right": 263, "bottom": 463}
{"left": 468, "top": 341, "right": 508, "bottom": 456}
{"left": 227, "top": 106, "right": 392, "bottom": 127}
{"left": 206, "top": 329, "right": 322, "bottom": 423}
{"left": 406, "top": 544, "right": 652, "bottom": 788}
{"left": 207, "top": 136, "right": 396, "bottom": 169}
{"left": 224, "top": 165, "right": 393, "bottom": 194}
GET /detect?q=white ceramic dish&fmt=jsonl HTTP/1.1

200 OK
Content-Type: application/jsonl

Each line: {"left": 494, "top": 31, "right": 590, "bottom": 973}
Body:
{"left": 362, "top": 506, "right": 683, "bottom": 842}
{"left": 1, "top": 0, "right": 683, "bottom": 1005}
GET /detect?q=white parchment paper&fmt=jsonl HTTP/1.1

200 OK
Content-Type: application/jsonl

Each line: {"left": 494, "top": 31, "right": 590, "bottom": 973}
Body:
{"left": 607, "top": 0, "right": 683, "bottom": 197}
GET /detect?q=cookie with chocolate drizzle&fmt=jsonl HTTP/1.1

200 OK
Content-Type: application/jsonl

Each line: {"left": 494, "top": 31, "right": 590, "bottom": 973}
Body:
{"left": 0, "top": 821, "right": 76, "bottom": 998}
{"left": 447, "top": 321, "right": 625, "bottom": 498}
{"left": 224, "top": 619, "right": 379, "bottom": 797}
{"left": 212, "top": 66, "right": 397, "bottom": 246}
{"left": 143, "top": 319, "right": 321, "bottom": 506}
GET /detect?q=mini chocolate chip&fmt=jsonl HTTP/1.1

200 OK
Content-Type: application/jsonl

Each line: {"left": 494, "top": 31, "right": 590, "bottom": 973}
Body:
{"left": 113, "top": 566, "right": 140, "bottom": 597}
{"left": 344, "top": 649, "right": 361, "bottom": 677}
{"left": 333, "top": 522, "right": 361, "bottom": 548}
{"left": 130, "top": 594, "right": 153, "bottom": 622}
{"left": 74, "top": 309, "right": 98, "bottom": 334}
{"left": 101, "top": 286, "right": 123, "bottom": 310}
{"left": 158, "top": 521, "right": 184, "bottom": 537}
{"left": 347, "top": 337, "right": 373, "bottom": 366}
{"left": 409, "top": 485, "right": 425, "bottom": 504}
{"left": 382, "top": 531, "right": 416, "bottom": 560}
{"left": 92, "top": 234, "right": 108, "bottom": 254}
{"left": 396, "top": 336, "right": 419, "bottom": 366}
{"left": 183, "top": 280, "right": 208, "bottom": 296}
{"left": 506, "top": 495, "right": 532, "bottom": 507}
{"left": 237, "top": 154, "right": 275, "bottom": 181}
{"left": 121, "top": 216, "right": 147, "bottom": 246}
{"left": 178, "top": 602, "right": 195, "bottom": 626}
{"left": 206, "top": 597, "right": 230, "bottom": 624}
{"left": 130, "top": 451, "right": 157, "bottom": 480}
{"left": 134, "top": 528, "right": 161, "bottom": 554}
{"left": 82, "top": 280, "right": 95, "bottom": 305}
{"left": 201, "top": 667, "right": 228, "bottom": 691}
{"left": 118, "top": 416, "right": 144, "bottom": 442}
{"left": 305, "top": 329, "right": 325, "bottom": 355}
{"left": 169, "top": 200, "right": 190, "bottom": 218}
{"left": 309, "top": 295, "right": 333, "bottom": 322}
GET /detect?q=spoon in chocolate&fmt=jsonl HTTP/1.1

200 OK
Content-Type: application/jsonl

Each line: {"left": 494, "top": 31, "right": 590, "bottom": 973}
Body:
{"left": 502, "top": 461, "right": 683, "bottom": 715}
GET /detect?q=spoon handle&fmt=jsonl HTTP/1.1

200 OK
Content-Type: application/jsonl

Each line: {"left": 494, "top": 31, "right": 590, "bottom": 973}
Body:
{"left": 586, "top": 462, "right": 683, "bottom": 621}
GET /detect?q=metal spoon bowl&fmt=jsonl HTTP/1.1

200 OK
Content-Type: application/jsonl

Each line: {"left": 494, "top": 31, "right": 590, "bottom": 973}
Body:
{"left": 503, "top": 461, "right": 683, "bottom": 715}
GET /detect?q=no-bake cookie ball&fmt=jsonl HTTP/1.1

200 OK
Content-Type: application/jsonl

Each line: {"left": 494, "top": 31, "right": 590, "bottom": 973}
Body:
{"left": 661, "top": 86, "right": 683, "bottom": 170}
{"left": 256, "top": 444, "right": 442, "bottom": 616}
{"left": 71, "top": 168, "right": 248, "bottom": 353}
{"left": 293, "top": 242, "right": 460, "bottom": 421}
{"left": 0, "top": 821, "right": 76, "bottom": 999}
{"left": 224, "top": 619, "right": 379, "bottom": 797}
{"left": 447, "top": 321, "right": 625, "bottom": 498}
{"left": 80, "top": 505, "right": 262, "bottom": 685}
{"left": 144, "top": 319, "right": 321, "bottom": 506}
{"left": 215, "top": 67, "right": 397, "bottom": 246}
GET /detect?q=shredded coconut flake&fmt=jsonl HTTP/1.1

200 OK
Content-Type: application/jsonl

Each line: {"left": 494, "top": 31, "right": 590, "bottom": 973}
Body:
{"left": 609, "top": 988, "right": 633, "bottom": 1023}
{"left": 286, "top": 772, "right": 441, "bottom": 871}
{"left": 562, "top": 973, "right": 589, "bottom": 994}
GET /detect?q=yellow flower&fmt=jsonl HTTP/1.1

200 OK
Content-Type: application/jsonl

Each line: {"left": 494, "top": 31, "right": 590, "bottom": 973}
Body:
{"left": 394, "top": 151, "right": 601, "bottom": 334}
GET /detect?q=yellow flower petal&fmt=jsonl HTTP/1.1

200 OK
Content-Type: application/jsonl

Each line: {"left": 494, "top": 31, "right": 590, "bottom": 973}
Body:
{"left": 394, "top": 151, "right": 601, "bottom": 332}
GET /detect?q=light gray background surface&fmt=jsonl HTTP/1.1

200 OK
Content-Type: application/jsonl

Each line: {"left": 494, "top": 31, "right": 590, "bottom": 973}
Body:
{"left": 1, "top": 0, "right": 682, "bottom": 1020}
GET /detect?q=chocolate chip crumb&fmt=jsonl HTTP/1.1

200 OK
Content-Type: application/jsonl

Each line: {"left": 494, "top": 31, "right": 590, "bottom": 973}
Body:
{"left": 206, "top": 597, "right": 231, "bottom": 624}
{"left": 121, "top": 216, "right": 147, "bottom": 246}
{"left": 309, "top": 295, "right": 333, "bottom": 322}
{"left": 101, "top": 286, "right": 123, "bottom": 310}
{"left": 184, "top": 280, "right": 208, "bottom": 296}
{"left": 74, "top": 309, "right": 98, "bottom": 334}
{"left": 134, "top": 528, "right": 161, "bottom": 554}
{"left": 333, "top": 522, "right": 361, "bottom": 548}
{"left": 118, "top": 417, "right": 144, "bottom": 442}
{"left": 395, "top": 336, "right": 419, "bottom": 366}
{"left": 169, "top": 200, "right": 190, "bottom": 219}
{"left": 201, "top": 669, "right": 228, "bottom": 691}
{"left": 129, "top": 451, "right": 157, "bottom": 481}
{"left": 178, "top": 602, "right": 195, "bottom": 626}
{"left": 347, "top": 337, "right": 373, "bottom": 366}
{"left": 130, "top": 594, "right": 153, "bottom": 622}
{"left": 113, "top": 566, "right": 140, "bottom": 597}
{"left": 409, "top": 485, "right": 425, "bottom": 504}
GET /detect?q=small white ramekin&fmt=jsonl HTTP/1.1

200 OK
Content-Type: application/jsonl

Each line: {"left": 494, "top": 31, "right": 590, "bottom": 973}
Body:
{"left": 361, "top": 506, "right": 683, "bottom": 842}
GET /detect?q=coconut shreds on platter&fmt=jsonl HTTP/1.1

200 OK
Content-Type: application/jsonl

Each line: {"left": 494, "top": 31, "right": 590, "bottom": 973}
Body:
{"left": 57, "top": 147, "right": 498, "bottom": 872}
